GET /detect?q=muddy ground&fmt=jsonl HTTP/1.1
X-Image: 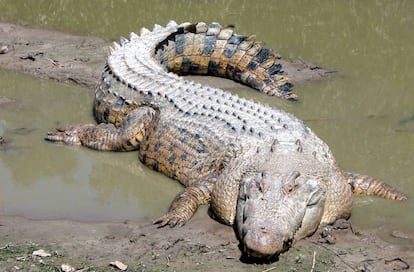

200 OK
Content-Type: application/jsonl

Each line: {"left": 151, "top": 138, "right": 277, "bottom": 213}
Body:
{"left": 1, "top": 215, "right": 413, "bottom": 272}
{"left": 0, "top": 23, "right": 413, "bottom": 271}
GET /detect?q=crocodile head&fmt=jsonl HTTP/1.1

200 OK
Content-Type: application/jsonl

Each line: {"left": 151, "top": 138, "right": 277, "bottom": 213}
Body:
{"left": 235, "top": 170, "right": 326, "bottom": 259}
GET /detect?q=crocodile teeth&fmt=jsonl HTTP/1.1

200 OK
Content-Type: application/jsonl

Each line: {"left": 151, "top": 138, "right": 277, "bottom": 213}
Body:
{"left": 119, "top": 36, "right": 128, "bottom": 46}
{"left": 129, "top": 32, "right": 139, "bottom": 40}
{"left": 140, "top": 27, "right": 150, "bottom": 35}
{"left": 109, "top": 46, "right": 115, "bottom": 54}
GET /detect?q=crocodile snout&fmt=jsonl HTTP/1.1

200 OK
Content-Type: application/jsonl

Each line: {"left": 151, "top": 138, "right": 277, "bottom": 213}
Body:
{"left": 243, "top": 227, "right": 289, "bottom": 258}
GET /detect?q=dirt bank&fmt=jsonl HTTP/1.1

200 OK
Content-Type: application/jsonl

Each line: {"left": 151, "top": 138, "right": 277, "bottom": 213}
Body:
{"left": 0, "top": 22, "right": 107, "bottom": 89}
{"left": 0, "top": 23, "right": 413, "bottom": 271}
{"left": 1, "top": 215, "right": 413, "bottom": 271}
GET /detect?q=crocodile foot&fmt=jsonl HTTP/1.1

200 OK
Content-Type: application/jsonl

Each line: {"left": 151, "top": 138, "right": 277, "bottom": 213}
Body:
{"left": 318, "top": 219, "right": 352, "bottom": 244}
{"left": 45, "top": 125, "right": 90, "bottom": 145}
{"left": 153, "top": 213, "right": 188, "bottom": 228}
{"left": 318, "top": 225, "right": 337, "bottom": 244}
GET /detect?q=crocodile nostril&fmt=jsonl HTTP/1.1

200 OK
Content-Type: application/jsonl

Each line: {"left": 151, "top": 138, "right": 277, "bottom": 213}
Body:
{"left": 243, "top": 229, "right": 284, "bottom": 258}
{"left": 260, "top": 226, "right": 269, "bottom": 234}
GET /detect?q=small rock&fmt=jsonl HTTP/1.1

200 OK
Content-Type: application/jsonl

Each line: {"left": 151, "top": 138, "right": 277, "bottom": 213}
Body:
{"left": 20, "top": 51, "right": 44, "bottom": 61}
{"left": 390, "top": 230, "right": 414, "bottom": 240}
{"left": 61, "top": 264, "right": 76, "bottom": 272}
{"left": 110, "top": 260, "right": 128, "bottom": 271}
{"left": 32, "top": 249, "right": 51, "bottom": 257}
{"left": 0, "top": 45, "right": 9, "bottom": 54}
{"left": 333, "top": 218, "right": 350, "bottom": 230}
{"left": 15, "top": 256, "right": 26, "bottom": 262}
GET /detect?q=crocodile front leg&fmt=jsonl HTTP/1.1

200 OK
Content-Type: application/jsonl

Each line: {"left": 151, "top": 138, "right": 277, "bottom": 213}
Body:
{"left": 154, "top": 182, "right": 212, "bottom": 227}
{"left": 45, "top": 106, "right": 159, "bottom": 151}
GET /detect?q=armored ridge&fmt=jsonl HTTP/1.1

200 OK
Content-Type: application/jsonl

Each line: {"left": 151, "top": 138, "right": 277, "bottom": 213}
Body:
{"left": 109, "top": 21, "right": 294, "bottom": 100}
{"left": 46, "top": 21, "right": 407, "bottom": 260}
{"left": 95, "top": 21, "right": 306, "bottom": 144}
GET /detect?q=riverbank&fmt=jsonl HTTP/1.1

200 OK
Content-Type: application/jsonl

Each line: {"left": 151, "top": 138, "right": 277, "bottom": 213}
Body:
{"left": 1, "top": 215, "right": 413, "bottom": 271}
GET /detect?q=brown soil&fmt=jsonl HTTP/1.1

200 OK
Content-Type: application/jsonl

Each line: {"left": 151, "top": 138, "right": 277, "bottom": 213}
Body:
{"left": 1, "top": 216, "right": 413, "bottom": 272}
{"left": 0, "top": 22, "right": 413, "bottom": 271}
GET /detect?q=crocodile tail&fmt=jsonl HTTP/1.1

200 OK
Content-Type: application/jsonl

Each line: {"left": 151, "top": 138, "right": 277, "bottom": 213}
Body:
{"left": 154, "top": 22, "right": 296, "bottom": 100}
{"left": 345, "top": 172, "right": 407, "bottom": 201}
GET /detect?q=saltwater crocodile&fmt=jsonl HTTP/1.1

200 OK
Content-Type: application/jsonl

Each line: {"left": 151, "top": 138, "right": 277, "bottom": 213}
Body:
{"left": 46, "top": 21, "right": 407, "bottom": 259}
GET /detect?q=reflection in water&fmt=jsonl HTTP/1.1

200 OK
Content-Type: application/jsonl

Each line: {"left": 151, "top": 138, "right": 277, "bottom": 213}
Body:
{"left": 396, "top": 113, "right": 414, "bottom": 133}
{"left": 0, "top": 1, "right": 413, "bottom": 234}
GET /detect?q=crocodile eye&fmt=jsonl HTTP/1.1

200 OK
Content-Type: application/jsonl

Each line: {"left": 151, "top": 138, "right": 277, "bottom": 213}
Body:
{"left": 284, "top": 183, "right": 298, "bottom": 194}
{"left": 283, "top": 171, "right": 301, "bottom": 194}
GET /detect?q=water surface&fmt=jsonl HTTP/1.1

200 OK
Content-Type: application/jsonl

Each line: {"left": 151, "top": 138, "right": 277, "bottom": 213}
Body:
{"left": 0, "top": 0, "right": 413, "bottom": 236}
{"left": 0, "top": 71, "right": 182, "bottom": 221}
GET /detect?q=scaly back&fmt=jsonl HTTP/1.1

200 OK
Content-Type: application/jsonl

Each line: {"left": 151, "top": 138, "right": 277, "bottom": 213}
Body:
{"left": 101, "top": 21, "right": 310, "bottom": 141}
{"left": 107, "top": 21, "right": 295, "bottom": 101}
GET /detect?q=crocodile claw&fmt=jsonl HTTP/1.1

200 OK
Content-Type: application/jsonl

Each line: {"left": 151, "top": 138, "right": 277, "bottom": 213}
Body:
{"left": 153, "top": 213, "right": 187, "bottom": 228}
{"left": 45, "top": 125, "right": 85, "bottom": 145}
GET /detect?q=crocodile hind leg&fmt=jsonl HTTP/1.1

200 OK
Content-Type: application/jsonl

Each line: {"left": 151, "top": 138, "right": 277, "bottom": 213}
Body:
{"left": 154, "top": 182, "right": 212, "bottom": 227}
{"left": 45, "top": 106, "right": 159, "bottom": 151}
{"left": 319, "top": 172, "right": 407, "bottom": 243}
{"left": 345, "top": 172, "right": 407, "bottom": 200}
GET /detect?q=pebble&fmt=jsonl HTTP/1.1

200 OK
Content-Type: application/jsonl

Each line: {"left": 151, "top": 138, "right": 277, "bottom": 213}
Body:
{"left": 0, "top": 45, "right": 9, "bottom": 54}
{"left": 110, "top": 260, "right": 128, "bottom": 271}
{"left": 32, "top": 249, "right": 51, "bottom": 257}
{"left": 61, "top": 264, "right": 76, "bottom": 272}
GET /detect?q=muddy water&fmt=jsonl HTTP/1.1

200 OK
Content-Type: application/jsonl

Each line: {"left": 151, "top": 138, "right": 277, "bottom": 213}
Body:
{"left": 0, "top": 0, "right": 413, "bottom": 235}
{"left": 0, "top": 70, "right": 185, "bottom": 221}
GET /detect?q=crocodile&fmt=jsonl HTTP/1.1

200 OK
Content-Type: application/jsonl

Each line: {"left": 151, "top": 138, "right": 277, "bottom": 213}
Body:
{"left": 45, "top": 21, "right": 407, "bottom": 259}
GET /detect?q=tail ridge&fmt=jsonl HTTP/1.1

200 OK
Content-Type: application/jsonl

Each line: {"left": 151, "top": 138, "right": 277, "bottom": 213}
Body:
{"left": 153, "top": 22, "right": 297, "bottom": 100}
